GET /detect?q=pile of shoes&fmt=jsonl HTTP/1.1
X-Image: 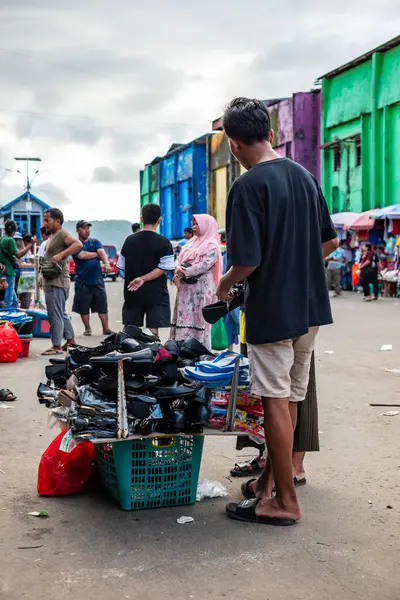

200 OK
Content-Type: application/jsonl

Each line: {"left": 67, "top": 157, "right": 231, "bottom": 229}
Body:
{"left": 37, "top": 327, "right": 226, "bottom": 440}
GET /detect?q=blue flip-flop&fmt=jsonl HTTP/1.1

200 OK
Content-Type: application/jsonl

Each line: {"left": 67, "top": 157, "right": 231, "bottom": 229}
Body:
{"left": 196, "top": 351, "right": 249, "bottom": 374}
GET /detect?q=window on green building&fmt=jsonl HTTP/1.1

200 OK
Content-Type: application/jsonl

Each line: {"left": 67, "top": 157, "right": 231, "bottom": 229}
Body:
{"left": 355, "top": 137, "right": 361, "bottom": 167}
{"left": 332, "top": 186, "right": 339, "bottom": 213}
{"left": 333, "top": 146, "right": 341, "bottom": 171}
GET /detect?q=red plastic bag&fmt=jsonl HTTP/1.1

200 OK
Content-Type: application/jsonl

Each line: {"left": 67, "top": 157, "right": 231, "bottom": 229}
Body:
{"left": 0, "top": 322, "right": 22, "bottom": 363}
{"left": 37, "top": 431, "right": 95, "bottom": 496}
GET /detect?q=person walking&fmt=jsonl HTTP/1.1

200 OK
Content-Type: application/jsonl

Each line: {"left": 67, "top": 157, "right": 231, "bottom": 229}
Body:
{"left": 131, "top": 222, "right": 141, "bottom": 234}
{"left": 218, "top": 98, "right": 338, "bottom": 526}
{"left": 170, "top": 214, "right": 222, "bottom": 348}
{"left": 41, "top": 208, "right": 82, "bottom": 355}
{"left": 72, "top": 220, "right": 113, "bottom": 336}
{"left": 0, "top": 220, "right": 35, "bottom": 308}
{"left": 359, "top": 243, "right": 380, "bottom": 301}
{"left": 119, "top": 203, "right": 174, "bottom": 336}
{"left": 326, "top": 242, "right": 346, "bottom": 296}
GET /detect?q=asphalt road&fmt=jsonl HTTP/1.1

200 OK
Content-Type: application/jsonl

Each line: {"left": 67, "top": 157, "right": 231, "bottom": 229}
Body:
{"left": 0, "top": 281, "right": 399, "bottom": 600}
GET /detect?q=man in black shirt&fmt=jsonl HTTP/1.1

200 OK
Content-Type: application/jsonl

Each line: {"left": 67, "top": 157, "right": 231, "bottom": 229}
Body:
{"left": 119, "top": 204, "right": 174, "bottom": 335}
{"left": 218, "top": 98, "right": 338, "bottom": 526}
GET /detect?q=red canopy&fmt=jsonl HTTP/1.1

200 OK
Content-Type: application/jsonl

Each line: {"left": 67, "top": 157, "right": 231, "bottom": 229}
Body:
{"left": 347, "top": 209, "right": 378, "bottom": 231}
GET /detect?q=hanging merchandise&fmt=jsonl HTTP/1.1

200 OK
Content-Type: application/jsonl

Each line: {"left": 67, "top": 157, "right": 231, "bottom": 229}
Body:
{"left": 18, "top": 269, "right": 36, "bottom": 294}
{"left": 210, "top": 318, "right": 229, "bottom": 351}
{"left": 0, "top": 322, "right": 22, "bottom": 363}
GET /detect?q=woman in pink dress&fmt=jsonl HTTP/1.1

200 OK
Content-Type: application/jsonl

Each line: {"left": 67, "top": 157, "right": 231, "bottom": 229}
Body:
{"left": 170, "top": 214, "right": 222, "bottom": 348}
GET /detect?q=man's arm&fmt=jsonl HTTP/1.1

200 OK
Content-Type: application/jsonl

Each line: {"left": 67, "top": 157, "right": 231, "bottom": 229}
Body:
{"left": 127, "top": 268, "right": 164, "bottom": 291}
{"left": 217, "top": 266, "right": 256, "bottom": 302}
{"left": 218, "top": 182, "right": 263, "bottom": 302}
{"left": 52, "top": 233, "right": 82, "bottom": 263}
{"left": 128, "top": 247, "right": 174, "bottom": 292}
{"left": 322, "top": 238, "right": 339, "bottom": 259}
{"left": 97, "top": 247, "right": 111, "bottom": 273}
{"left": 76, "top": 251, "right": 98, "bottom": 260}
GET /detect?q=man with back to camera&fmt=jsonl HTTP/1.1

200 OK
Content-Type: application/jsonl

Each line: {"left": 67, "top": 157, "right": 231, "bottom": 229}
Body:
{"left": 131, "top": 222, "right": 141, "bottom": 234}
{"left": 41, "top": 208, "right": 82, "bottom": 355}
{"left": 217, "top": 98, "right": 338, "bottom": 526}
{"left": 72, "top": 220, "right": 113, "bottom": 336}
{"left": 118, "top": 203, "right": 174, "bottom": 336}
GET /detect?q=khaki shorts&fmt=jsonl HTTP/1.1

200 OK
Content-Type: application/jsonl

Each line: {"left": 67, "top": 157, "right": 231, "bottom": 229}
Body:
{"left": 247, "top": 327, "right": 319, "bottom": 402}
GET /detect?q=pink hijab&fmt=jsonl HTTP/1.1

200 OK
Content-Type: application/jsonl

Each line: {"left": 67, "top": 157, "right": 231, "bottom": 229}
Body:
{"left": 178, "top": 214, "right": 222, "bottom": 287}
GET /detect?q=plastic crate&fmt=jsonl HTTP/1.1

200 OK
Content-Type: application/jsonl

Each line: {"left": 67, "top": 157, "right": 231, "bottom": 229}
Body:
{"left": 26, "top": 310, "right": 51, "bottom": 338}
{"left": 18, "top": 333, "right": 32, "bottom": 358}
{"left": 95, "top": 436, "right": 204, "bottom": 511}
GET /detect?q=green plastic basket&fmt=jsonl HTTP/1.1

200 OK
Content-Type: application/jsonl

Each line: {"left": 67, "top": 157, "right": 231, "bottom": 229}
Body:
{"left": 95, "top": 436, "right": 204, "bottom": 511}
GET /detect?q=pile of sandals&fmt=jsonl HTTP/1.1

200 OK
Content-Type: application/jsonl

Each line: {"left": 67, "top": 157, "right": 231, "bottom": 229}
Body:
{"left": 37, "top": 327, "right": 239, "bottom": 439}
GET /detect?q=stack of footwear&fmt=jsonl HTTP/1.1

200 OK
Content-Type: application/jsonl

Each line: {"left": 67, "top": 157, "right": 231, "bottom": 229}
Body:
{"left": 183, "top": 351, "right": 250, "bottom": 387}
{"left": 37, "top": 329, "right": 231, "bottom": 439}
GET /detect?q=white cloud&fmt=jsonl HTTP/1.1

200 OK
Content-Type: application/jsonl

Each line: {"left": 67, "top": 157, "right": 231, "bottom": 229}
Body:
{"left": 0, "top": 0, "right": 399, "bottom": 219}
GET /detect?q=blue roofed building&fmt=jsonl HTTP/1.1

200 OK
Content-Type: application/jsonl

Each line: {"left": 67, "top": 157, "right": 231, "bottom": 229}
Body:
{"left": 0, "top": 191, "right": 50, "bottom": 238}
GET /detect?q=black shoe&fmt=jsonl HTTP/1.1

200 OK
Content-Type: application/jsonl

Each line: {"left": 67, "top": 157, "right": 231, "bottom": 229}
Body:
{"left": 163, "top": 339, "right": 181, "bottom": 360}
{"left": 119, "top": 337, "right": 143, "bottom": 353}
{"left": 45, "top": 364, "right": 67, "bottom": 388}
{"left": 179, "top": 338, "right": 213, "bottom": 359}
{"left": 152, "top": 384, "right": 200, "bottom": 400}
{"left": 74, "top": 364, "right": 96, "bottom": 385}
{"left": 124, "top": 325, "right": 160, "bottom": 343}
{"left": 49, "top": 357, "right": 66, "bottom": 366}
{"left": 186, "top": 402, "right": 210, "bottom": 425}
{"left": 90, "top": 348, "right": 154, "bottom": 375}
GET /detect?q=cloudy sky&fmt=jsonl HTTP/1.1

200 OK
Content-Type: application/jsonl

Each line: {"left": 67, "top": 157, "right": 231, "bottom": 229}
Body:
{"left": 0, "top": 1, "right": 399, "bottom": 221}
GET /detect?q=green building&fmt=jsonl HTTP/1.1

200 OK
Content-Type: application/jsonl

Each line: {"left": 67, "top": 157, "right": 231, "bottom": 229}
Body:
{"left": 139, "top": 160, "right": 160, "bottom": 209}
{"left": 320, "top": 35, "right": 400, "bottom": 213}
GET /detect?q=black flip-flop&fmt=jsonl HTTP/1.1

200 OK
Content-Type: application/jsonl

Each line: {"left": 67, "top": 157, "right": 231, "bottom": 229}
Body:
{"left": 0, "top": 388, "right": 17, "bottom": 402}
{"left": 226, "top": 498, "right": 297, "bottom": 526}
{"left": 230, "top": 458, "right": 263, "bottom": 478}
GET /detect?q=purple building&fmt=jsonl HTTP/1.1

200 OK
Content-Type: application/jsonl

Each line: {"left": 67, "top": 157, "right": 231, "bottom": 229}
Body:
{"left": 212, "top": 91, "right": 321, "bottom": 181}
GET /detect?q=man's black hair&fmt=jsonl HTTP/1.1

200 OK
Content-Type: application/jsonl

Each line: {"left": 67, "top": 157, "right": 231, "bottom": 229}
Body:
{"left": 23, "top": 233, "right": 32, "bottom": 243}
{"left": 4, "top": 219, "right": 16, "bottom": 235}
{"left": 40, "top": 225, "right": 47, "bottom": 235}
{"left": 44, "top": 207, "right": 64, "bottom": 225}
{"left": 366, "top": 243, "right": 372, "bottom": 251}
{"left": 184, "top": 227, "right": 193, "bottom": 235}
{"left": 131, "top": 222, "right": 141, "bottom": 233}
{"left": 142, "top": 203, "right": 160, "bottom": 226}
{"left": 222, "top": 97, "right": 271, "bottom": 145}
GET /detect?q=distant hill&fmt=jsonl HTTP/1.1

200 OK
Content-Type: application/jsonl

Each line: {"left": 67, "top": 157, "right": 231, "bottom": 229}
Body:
{"left": 64, "top": 220, "right": 132, "bottom": 250}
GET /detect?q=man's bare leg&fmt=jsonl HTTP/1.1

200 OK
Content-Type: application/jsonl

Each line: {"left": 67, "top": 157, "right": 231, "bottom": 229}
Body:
{"left": 255, "top": 397, "right": 301, "bottom": 521}
{"left": 80, "top": 314, "right": 91, "bottom": 335}
{"left": 98, "top": 313, "right": 112, "bottom": 335}
{"left": 253, "top": 401, "right": 298, "bottom": 499}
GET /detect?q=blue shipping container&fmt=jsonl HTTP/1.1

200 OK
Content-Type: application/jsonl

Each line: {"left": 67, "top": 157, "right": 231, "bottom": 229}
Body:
{"left": 159, "top": 155, "right": 176, "bottom": 239}
{"left": 158, "top": 138, "right": 208, "bottom": 240}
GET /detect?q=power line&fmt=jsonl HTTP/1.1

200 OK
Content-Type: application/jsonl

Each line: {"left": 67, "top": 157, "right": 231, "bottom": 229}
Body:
{"left": 0, "top": 47, "right": 111, "bottom": 79}
{"left": 0, "top": 107, "right": 207, "bottom": 129}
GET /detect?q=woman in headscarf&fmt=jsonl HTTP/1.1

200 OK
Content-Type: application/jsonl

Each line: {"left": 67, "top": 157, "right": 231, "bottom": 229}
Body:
{"left": 170, "top": 214, "right": 222, "bottom": 348}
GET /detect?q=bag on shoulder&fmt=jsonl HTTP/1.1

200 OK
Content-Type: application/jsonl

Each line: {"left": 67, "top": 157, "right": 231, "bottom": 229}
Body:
{"left": 41, "top": 260, "right": 63, "bottom": 281}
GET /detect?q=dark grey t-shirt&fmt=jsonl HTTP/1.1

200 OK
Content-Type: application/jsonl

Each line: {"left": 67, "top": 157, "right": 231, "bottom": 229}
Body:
{"left": 226, "top": 158, "right": 336, "bottom": 345}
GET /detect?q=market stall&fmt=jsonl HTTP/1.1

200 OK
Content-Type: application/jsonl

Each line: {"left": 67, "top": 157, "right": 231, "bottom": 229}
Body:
{"left": 37, "top": 329, "right": 258, "bottom": 511}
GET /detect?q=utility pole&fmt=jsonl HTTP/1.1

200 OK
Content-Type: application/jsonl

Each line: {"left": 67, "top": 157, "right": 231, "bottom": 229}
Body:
{"left": 14, "top": 157, "right": 43, "bottom": 307}
{"left": 14, "top": 157, "right": 42, "bottom": 201}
